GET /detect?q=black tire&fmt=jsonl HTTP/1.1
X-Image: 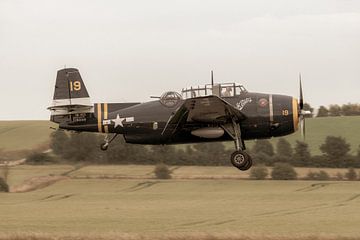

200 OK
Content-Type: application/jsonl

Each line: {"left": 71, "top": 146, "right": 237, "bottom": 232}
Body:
{"left": 239, "top": 155, "right": 253, "bottom": 171}
{"left": 230, "top": 151, "right": 249, "bottom": 168}
{"left": 100, "top": 143, "right": 108, "bottom": 151}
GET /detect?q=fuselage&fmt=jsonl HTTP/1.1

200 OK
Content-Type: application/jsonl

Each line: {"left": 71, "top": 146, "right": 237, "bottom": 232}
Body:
{"left": 55, "top": 92, "right": 299, "bottom": 145}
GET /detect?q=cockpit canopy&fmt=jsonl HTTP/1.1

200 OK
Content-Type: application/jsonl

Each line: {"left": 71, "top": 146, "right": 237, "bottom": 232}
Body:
{"left": 181, "top": 83, "right": 247, "bottom": 99}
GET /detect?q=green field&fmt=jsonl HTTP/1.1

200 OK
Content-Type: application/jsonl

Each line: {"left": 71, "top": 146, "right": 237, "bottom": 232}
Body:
{"left": 0, "top": 116, "right": 359, "bottom": 155}
{"left": 1, "top": 165, "right": 360, "bottom": 239}
{"left": 0, "top": 121, "right": 55, "bottom": 152}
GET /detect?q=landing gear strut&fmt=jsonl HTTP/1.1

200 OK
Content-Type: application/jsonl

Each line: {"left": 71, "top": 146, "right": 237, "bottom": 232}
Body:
{"left": 100, "top": 134, "right": 118, "bottom": 151}
{"left": 223, "top": 119, "right": 253, "bottom": 171}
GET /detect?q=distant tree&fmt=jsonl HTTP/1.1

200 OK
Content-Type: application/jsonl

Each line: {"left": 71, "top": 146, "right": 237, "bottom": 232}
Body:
{"left": 320, "top": 136, "right": 351, "bottom": 167}
{"left": 252, "top": 140, "right": 274, "bottom": 157}
{"left": 357, "top": 145, "right": 360, "bottom": 161}
{"left": 50, "top": 130, "right": 69, "bottom": 155}
{"left": 306, "top": 170, "right": 330, "bottom": 181}
{"left": 154, "top": 163, "right": 172, "bottom": 179}
{"left": 345, "top": 168, "right": 357, "bottom": 181}
{"left": 250, "top": 165, "right": 268, "bottom": 180}
{"left": 0, "top": 165, "right": 9, "bottom": 183}
{"left": 341, "top": 104, "right": 352, "bottom": 116}
{"left": 63, "top": 132, "right": 103, "bottom": 162}
{"left": 107, "top": 137, "right": 151, "bottom": 164}
{"left": 176, "top": 145, "right": 198, "bottom": 166}
{"left": 311, "top": 155, "right": 327, "bottom": 168}
{"left": 26, "top": 152, "right": 55, "bottom": 165}
{"left": 317, "top": 170, "right": 330, "bottom": 181}
{"left": 271, "top": 163, "right": 297, "bottom": 180}
{"left": 276, "top": 138, "right": 293, "bottom": 158}
{"left": 192, "top": 143, "right": 228, "bottom": 166}
{"left": 0, "top": 177, "right": 9, "bottom": 192}
{"left": 151, "top": 145, "right": 177, "bottom": 165}
{"left": 317, "top": 106, "right": 329, "bottom": 117}
{"left": 303, "top": 103, "right": 314, "bottom": 118}
{"left": 252, "top": 152, "right": 274, "bottom": 166}
{"left": 328, "top": 104, "right": 342, "bottom": 117}
{"left": 293, "top": 141, "right": 311, "bottom": 166}
{"left": 341, "top": 103, "right": 360, "bottom": 116}
{"left": 335, "top": 172, "right": 344, "bottom": 181}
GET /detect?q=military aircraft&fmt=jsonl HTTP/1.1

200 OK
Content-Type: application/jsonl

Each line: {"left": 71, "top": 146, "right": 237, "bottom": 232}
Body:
{"left": 49, "top": 68, "right": 309, "bottom": 171}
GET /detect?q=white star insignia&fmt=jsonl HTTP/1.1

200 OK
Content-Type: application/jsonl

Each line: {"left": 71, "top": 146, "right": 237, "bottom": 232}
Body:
{"left": 112, "top": 114, "right": 125, "bottom": 128}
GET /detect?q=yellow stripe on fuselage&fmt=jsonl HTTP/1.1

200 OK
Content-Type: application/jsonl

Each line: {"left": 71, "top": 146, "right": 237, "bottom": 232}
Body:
{"left": 292, "top": 98, "right": 299, "bottom": 132}
{"left": 104, "top": 103, "right": 109, "bottom": 133}
{"left": 97, "top": 103, "right": 102, "bottom": 133}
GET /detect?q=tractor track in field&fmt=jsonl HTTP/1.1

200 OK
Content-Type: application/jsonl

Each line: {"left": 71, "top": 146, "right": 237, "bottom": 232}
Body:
{"left": 343, "top": 193, "right": 360, "bottom": 202}
{"left": 212, "top": 219, "right": 237, "bottom": 225}
{"left": 295, "top": 183, "right": 338, "bottom": 192}
{"left": 253, "top": 193, "right": 360, "bottom": 218}
{"left": 254, "top": 203, "right": 328, "bottom": 217}
{"left": 122, "top": 181, "right": 161, "bottom": 192}
{"left": 178, "top": 220, "right": 210, "bottom": 227}
{"left": 255, "top": 203, "right": 337, "bottom": 217}
{"left": 40, "top": 194, "right": 75, "bottom": 201}
{"left": 0, "top": 127, "right": 19, "bottom": 135}
{"left": 171, "top": 218, "right": 238, "bottom": 231}
{"left": 173, "top": 191, "right": 360, "bottom": 230}
{"left": 251, "top": 183, "right": 360, "bottom": 218}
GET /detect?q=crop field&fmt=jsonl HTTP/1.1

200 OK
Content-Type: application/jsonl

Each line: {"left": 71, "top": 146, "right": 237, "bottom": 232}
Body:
{"left": 1, "top": 165, "right": 360, "bottom": 239}
{"left": 0, "top": 121, "right": 55, "bottom": 152}
{"left": 1, "top": 116, "right": 360, "bottom": 155}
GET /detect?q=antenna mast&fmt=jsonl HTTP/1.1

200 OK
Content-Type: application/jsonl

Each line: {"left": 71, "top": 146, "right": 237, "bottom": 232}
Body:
{"left": 211, "top": 70, "right": 214, "bottom": 86}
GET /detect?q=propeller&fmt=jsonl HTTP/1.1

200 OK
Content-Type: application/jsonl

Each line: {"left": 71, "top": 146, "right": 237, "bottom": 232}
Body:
{"left": 298, "top": 73, "right": 311, "bottom": 139}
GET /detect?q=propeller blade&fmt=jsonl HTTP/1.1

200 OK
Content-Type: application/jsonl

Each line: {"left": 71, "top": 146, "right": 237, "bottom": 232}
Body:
{"left": 301, "top": 116, "right": 306, "bottom": 140}
{"left": 298, "top": 74, "right": 308, "bottom": 140}
{"left": 300, "top": 114, "right": 305, "bottom": 140}
{"left": 299, "top": 73, "right": 304, "bottom": 110}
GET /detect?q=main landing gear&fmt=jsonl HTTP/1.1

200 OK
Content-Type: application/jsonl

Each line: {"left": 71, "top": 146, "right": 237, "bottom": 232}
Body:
{"left": 100, "top": 134, "right": 118, "bottom": 151}
{"left": 222, "top": 120, "right": 252, "bottom": 171}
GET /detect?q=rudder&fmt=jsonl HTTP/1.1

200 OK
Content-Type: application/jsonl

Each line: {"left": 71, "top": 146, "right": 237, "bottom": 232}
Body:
{"left": 51, "top": 68, "right": 91, "bottom": 107}
{"left": 49, "top": 68, "right": 94, "bottom": 123}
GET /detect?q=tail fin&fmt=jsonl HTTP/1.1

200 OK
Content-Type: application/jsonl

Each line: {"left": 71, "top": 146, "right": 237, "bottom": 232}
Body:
{"left": 48, "top": 68, "right": 94, "bottom": 123}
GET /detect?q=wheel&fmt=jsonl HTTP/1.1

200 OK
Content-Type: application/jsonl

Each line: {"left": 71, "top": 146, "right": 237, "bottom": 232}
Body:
{"left": 230, "top": 151, "right": 249, "bottom": 168}
{"left": 100, "top": 143, "right": 109, "bottom": 151}
{"left": 239, "top": 155, "right": 252, "bottom": 171}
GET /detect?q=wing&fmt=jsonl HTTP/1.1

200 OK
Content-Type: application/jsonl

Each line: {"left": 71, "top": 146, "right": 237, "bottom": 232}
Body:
{"left": 163, "top": 95, "right": 246, "bottom": 134}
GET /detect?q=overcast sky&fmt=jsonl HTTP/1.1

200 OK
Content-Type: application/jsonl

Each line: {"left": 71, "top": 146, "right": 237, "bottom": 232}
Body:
{"left": 0, "top": 0, "right": 359, "bottom": 120}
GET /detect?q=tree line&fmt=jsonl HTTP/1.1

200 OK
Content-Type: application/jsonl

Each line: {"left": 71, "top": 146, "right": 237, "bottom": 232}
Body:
{"left": 304, "top": 103, "right": 360, "bottom": 117}
{"left": 251, "top": 137, "right": 360, "bottom": 168}
{"left": 29, "top": 130, "right": 360, "bottom": 168}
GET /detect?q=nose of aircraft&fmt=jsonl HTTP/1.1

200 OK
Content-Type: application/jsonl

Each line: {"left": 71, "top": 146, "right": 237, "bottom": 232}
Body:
{"left": 292, "top": 97, "right": 299, "bottom": 132}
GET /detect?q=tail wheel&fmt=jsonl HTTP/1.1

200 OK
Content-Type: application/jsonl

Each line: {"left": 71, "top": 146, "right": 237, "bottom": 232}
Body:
{"left": 230, "top": 151, "right": 249, "bottom": 168}
{"left": 100, "top": 143, "right": 109, "bottom": 151}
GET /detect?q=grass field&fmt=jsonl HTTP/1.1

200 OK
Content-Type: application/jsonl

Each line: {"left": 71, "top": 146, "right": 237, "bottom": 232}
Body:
{"left": 1, "top": 116, "right": 359, "bottom": 155}
{"left": 0, "top": 121, "right": 55, "bottom": 152}
{"left": 1, "top": 165, "right": 360, "bottom": 239}
{"left": 5, "top": 165, "right": 358, "bottom": 187}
